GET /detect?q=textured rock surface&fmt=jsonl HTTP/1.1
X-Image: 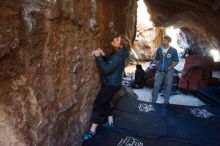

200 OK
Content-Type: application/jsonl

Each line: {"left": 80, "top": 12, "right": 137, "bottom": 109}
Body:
{"left": 133, "top": 27, "right": 164, "bottom": 61}
{"left": 177, "top": 28, "right": 219, "bottom": 56}
{"left": 0, "top": 0, "right": 136, "bottom": 146}
{"left": 145, "top": 0, "right": 220, "bottom": 51}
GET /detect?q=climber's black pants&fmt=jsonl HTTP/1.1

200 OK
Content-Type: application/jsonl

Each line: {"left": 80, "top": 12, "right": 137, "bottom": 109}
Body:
{"left": 91, "top": 84, "right": 121, "bottom": 124}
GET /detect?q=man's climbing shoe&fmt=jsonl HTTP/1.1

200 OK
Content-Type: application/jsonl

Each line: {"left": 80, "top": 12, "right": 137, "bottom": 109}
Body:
{"left": 82, "top": 130, "right": 96, "bottom": 142}
{"left": 102, "top": 122, "right": 114, "bottom": 128}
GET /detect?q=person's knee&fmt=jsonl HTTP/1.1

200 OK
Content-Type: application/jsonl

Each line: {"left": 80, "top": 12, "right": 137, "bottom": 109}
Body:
{"left": 165, "top": 82, "right": 172, "bottom": 87}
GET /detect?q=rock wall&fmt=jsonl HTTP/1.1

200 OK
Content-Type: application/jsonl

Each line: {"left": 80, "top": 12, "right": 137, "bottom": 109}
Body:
{"left": 0, "top": 0, "right": 136, "bottom": 146}
{"left": 177, "top": 28, "right": 220, "bottom": 57}
{"left": 144, "top": 0, "right": 220, "bottom": 50}
{"left": 133, "top": 27, "right": 164, "bottom": 61}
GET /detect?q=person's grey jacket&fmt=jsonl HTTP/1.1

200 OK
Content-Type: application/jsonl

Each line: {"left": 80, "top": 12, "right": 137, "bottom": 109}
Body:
{"left": 95, "top": 50, "right": 128, "bottom": 86}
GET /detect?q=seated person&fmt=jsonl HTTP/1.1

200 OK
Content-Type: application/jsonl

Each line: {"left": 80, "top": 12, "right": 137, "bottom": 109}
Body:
{"left": 130, "top": 64, "right": 145, "bottom": 88}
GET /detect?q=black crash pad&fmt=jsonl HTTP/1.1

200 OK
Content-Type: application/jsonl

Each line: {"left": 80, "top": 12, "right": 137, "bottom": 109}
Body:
{"left": 166, "top": 103, "right": 220, "bottom": 121}
{"left": 166, "top": 117, "right": 220, "bottom": 146}
{"left": 83, "top": 127, "right": 204, "bottom": 146}
{"left": 113, "top": 110, "right": 167, "bottom": 138}
{"left": 83, "top": 94, "right": 220, "bottom": 146}
{"left": 115, "top": 96, "right": 167, "bottom": 117}
{"left": 197, "top": 86, "right": 220, "bottom": 108}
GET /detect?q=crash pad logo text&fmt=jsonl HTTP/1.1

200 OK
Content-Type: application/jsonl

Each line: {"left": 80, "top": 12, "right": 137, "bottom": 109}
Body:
{"left": 117, "top": 136, "right": 143, "bottom": 146}
{"left": 190, "top": 108, "right": 215, "bottom": 118}
{"left": 138, "top": 103, "right": 155, "bottom": 113}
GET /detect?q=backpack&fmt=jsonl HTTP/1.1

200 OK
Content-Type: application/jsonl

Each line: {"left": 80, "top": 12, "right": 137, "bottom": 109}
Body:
{"left": 178, "top": 55, "right": 213, "bottom": 92}
{"left": 144, "top": 61, "right": 157, "bottom": 87}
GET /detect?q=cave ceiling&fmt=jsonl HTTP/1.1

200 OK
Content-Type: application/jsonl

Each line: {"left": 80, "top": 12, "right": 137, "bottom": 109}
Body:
{"left": 144, "top": 0, "right": 220, "bottom": 41}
